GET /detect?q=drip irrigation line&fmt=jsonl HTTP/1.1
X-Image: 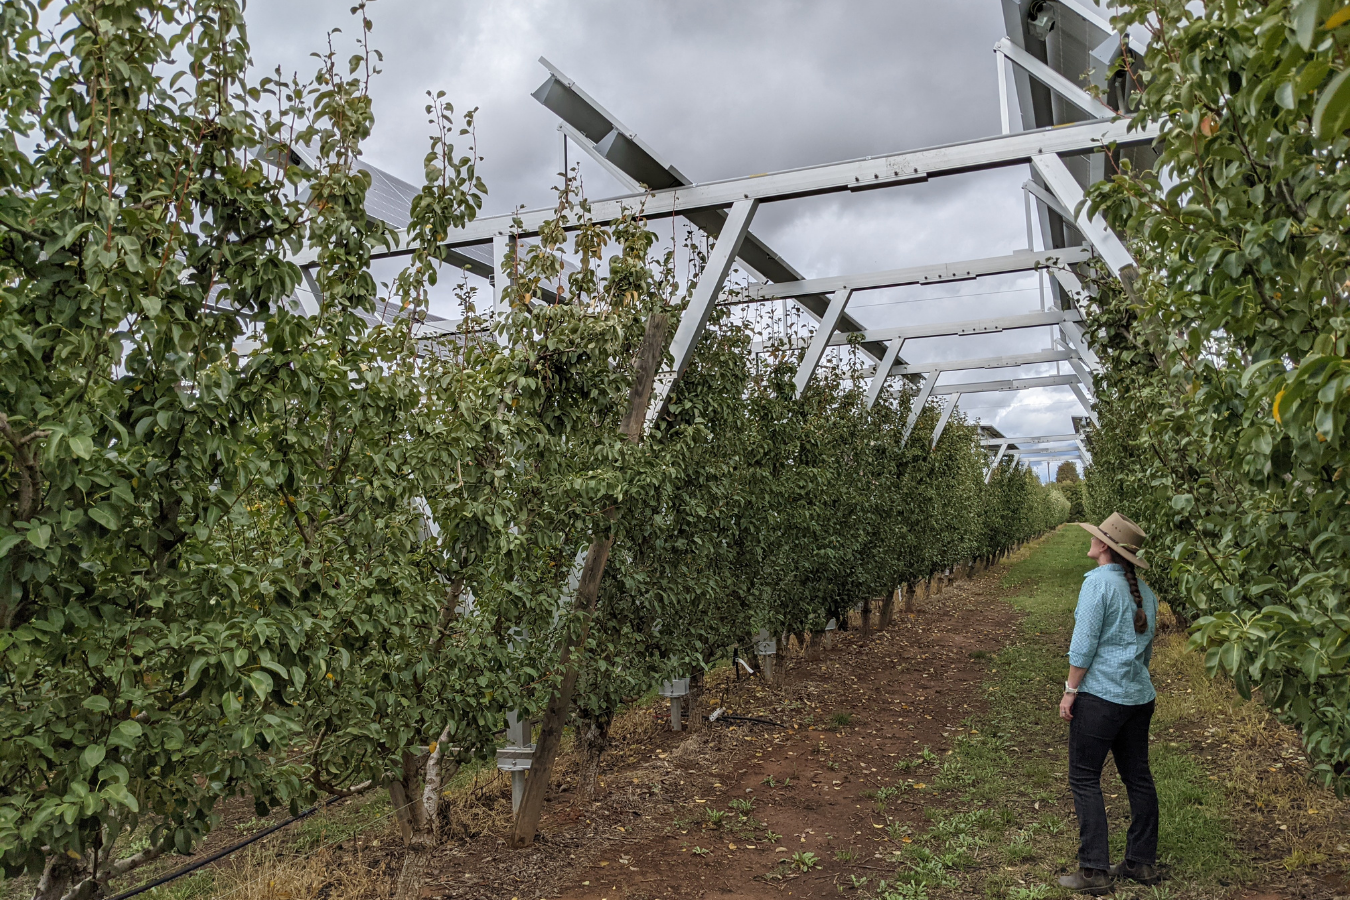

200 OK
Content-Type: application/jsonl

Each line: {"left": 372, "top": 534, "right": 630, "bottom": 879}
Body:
{"left": 103, "top": 789, "right": 386, "bottom": 900}
{"left": 712, "top": 714, "right": 788, "bottom": 729}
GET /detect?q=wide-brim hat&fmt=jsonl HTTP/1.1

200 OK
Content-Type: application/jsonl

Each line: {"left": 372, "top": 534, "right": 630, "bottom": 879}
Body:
{"left": 1077, "top": 512, "right": 1149, "bottom": 569}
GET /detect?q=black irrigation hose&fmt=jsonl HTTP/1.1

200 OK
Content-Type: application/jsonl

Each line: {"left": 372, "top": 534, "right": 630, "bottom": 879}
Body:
{"left": 104, "top": 794, "right": 346, "bottom": 900}
{"left": 708, "top": 713, "right": 787, "bottom": 729}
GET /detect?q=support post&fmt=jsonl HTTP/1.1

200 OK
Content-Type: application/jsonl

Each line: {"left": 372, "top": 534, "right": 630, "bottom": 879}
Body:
{"left": 930, "top": 394, "right": 961, "bottom": 448}
{"left": 997, "top": 50, "right": 1012, "bottom": 135}
{"left": 901, "top": 373, "right": 938, "bottom": 447}
{"left": 492, "top": 233, "right": 511, "bottom": 323}
{"left": 864, "top": 338, "right": 904, "bottom": 409}
{"left": 1030, "top": 153, "right": 1139, "bottom": 292}
{"left": 647, "top": 199, "right": 758, "bottom": 426}
{"left": 793, "top": 288, "right": 853, "bottom": 398}
{"left": 995, "top": 39, "right": 1117, "bottom": 119}
{"left": 510, "top": 313, "right": 671, "bottom": 848}
{"left": 986, "top": 441, "right": 1010, "bottom": 484}
{"left": 1061, "top": 351, "right": 1096, "bottom": 395}
{"left": 1056, "top": 317, "right": 1101, "bottom": 369}
{"left": 1069, "top": 380, "right": 1100, "bottom": 426}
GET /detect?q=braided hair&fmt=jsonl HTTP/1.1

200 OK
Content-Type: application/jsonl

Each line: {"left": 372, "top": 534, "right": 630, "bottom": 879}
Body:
{"left": 1109, "top": 548, "right": 1148, "bottom": 634}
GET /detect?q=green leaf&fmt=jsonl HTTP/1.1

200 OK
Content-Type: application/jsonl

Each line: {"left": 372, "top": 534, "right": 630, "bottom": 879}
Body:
{"left": 1293, "top": 0, "right": 1321, "bottom": 50}
{"left": 1313, "top": 66, "right": 1350, "bottom": 139}
{"left": 141, "top": 295, "right": 162, "bottom": 318}
{"left": 27, "top": 524, "right": 51, "bottom": 550}
{"left": 82, "top": 745, "right": 106, "bottom": 769}
{"left": 88, "top": 505, "right": 119, "bottom": 531}
{"left": 102, "top": 783, "right": 139, "bottom": 813}
{"left": 81, "top": 696, "right": 111, "bottom": 713}
{"left": 68, "top": 434, "right": 93, "bottom": 459}
{"left": 109, "top": 720, "right": 143, "bottom": 749}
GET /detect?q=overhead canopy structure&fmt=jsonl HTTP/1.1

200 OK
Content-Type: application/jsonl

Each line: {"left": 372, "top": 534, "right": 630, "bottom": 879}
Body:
{"left": 288, "top": 0, "right": 1144, "bottom": 477}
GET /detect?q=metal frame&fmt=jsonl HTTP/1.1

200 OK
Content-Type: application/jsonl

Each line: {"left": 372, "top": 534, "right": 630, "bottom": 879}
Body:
{"left": 287, "top": 117, "right": 1156, "bottom": 271}
{"left": 994, "top": 37, "right": 1116, "bottom": 120}
{"left": 744, "top": 246, "right": 1091, "bottom": 302}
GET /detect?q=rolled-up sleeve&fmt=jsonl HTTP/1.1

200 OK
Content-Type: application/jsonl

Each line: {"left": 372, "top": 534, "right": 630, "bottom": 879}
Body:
{"left": 1068, "top": 578, "right": 1105, "bottom": 669}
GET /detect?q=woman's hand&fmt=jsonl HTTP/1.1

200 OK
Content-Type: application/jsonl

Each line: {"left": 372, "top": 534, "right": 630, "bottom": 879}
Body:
{"left": 1059, "top": 691, "right": 1076, "bottom": 722}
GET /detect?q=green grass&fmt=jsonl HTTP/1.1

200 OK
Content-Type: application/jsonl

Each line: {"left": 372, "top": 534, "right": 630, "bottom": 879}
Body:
{"left": 875, "top": 527, "right": 1241, "bottom": 899}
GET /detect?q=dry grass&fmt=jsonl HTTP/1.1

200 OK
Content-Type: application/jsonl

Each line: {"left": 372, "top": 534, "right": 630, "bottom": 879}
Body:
{"left": 209, "top": 847, "right": 394, "bottom": 900}
{"left": 1151, "top": 631, "right": 1350, "bottom": 879}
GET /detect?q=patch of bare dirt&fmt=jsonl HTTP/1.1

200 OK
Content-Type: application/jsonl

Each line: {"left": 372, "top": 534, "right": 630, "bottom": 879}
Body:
{"left": 403, "top": 557, "right": 1022, "bottom": 900}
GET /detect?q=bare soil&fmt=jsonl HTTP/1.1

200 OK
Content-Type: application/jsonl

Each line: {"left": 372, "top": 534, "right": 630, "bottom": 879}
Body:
{"left": 399, "top": 560, "right": 1020, "bottom": 900}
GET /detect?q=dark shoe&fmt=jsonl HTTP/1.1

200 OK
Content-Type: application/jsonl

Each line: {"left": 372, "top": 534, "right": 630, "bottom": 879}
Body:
{"left": 1057, "top": 868, "right": 1114, "bottom": 894}
{"left": 1109, "top": 860, "right": 1161, "bottom": 885}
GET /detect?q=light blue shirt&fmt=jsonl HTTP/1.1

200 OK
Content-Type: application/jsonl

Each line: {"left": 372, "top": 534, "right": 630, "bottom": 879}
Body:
{"left": 1069, "top": 563, "right": 1158, "bottom": 706}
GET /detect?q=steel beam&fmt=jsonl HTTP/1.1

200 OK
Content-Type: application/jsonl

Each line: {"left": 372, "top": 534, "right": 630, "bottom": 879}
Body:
{"left": 793, "top": 289, "right": 853, "bottom": 398}
{"left": 930, "top": 374, "right": 1080, "bottom": 396}
{"left": 931, "top": 395, "right": 961, "bottom": 448}
{"left": 1022, "top": 179, "right": 1077, "bottom": 227}
{"left": 986, "top": 441, "right": 1011, "bottom": 483}
{"left": 1055, "top": 311, "right": 1101, "bottom": 369}
{"left": 981, "top": 434, "right": 1080, "bottom": 446}
{"left": 864, "top": 338, "right": 905, "bottom": 409}
{"left": 901, "top": 373, "right": 938, "bottom": 446}
{"left": 532, "top": 59, "right": 887, "bottom": 362}
{"left": 292, "top": 119, "right": 1157, "bottom": 271}
{"left": 1060, "top": 349, "right": 1097, "bottom": 395}
{"left": 829, "top": 309, "right": 1083, "bottom": 348}
{"left": 1054, "top": 0, "right": 1150, "bottom": 56}
{"left": 1030, "top": 153, "right": 1137, "bottom": 281}
{"left": 744, "top": 247, "right": 1091, "bottom": 302}
{"left": 647, "top": 198, "right": 758, "bottom": 426}
{"left": 995, "top": 38, "right": 1117, "bottom": 120}
{"left": 1068, "top": 380, "right": 1101, "bottom": 426}
{"left": 493, "top": 234, "right": 512, "bottom": 320}
{"left": 886, "top": 348, "right": 1077, "bottom": 378}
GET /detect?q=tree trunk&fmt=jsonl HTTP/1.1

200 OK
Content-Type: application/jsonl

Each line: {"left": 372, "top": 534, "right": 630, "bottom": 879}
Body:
{"left": 860, "top": 598, "right": 872, "bottom": 638}
{"left": 387, "top": 775, "right": 416, "bottom": 847}
{"left": 510, "top": 313, "right": 669, "bottom": 849}
{"left": 903, "top": 583, "right": 915, "bottom": 614}
{"left": 419, "top": 724, "right": 455, "bottom": 833}
{"left": 33, "top": 856, "right": 77, "bottom": 900}
{"left": 576, "top": 710, "right": 614, "bottom": 801}
{"left": 880, "top": 588, "right": 896, "bottom": 628}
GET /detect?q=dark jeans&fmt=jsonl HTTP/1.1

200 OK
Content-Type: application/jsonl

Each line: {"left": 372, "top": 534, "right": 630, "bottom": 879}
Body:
{"left": 1068, "top": 692, "right": 1159, "bottom": 870}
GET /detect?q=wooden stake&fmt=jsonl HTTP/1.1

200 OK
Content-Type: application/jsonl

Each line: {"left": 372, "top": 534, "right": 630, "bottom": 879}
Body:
{"left": 510, "top": 313, "right": 670, "bottom": 848}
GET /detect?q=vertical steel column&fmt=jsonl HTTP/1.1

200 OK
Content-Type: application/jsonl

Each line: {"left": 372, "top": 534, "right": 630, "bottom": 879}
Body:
{"left": 864, "top": 338, "right": 905, "bottom": 409}
{"left": 646, "top": 198, "right": 759, "bottom": 428}
{"left": 930, "top": 394, "right": 962, "bottom": 448}
{"left": 492, "top": 233, "right": 511, "bottom": 323}
{"left": 901, "top": 372, "right": 938, "bottom": 447}
{"left": 793, "top": 288, "right": 854, "bottom": 398}
{"left": 997, "top": 50, "right": 1013, "bottom": 135}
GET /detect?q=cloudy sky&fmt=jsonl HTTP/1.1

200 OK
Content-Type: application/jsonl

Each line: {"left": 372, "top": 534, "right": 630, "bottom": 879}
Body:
{"left": 246, "top": 0, "right": 1086, "bottom": 475}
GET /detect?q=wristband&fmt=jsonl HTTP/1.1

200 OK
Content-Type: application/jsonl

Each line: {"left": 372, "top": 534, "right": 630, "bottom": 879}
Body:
{"left": 1063, "top": 682, "right": 1078, "bottom": 694}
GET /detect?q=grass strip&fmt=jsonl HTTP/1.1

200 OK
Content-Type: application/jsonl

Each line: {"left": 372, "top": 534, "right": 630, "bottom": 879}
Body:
{"left": 869, "top": 526, "right": 1239, "bottom": 900}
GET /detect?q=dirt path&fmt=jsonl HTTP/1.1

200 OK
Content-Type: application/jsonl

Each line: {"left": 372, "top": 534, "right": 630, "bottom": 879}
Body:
{"left": 408, "top": 549, "right": 1030, "bottom": 900}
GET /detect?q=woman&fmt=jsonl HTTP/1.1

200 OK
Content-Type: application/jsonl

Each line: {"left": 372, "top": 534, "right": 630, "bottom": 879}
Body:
{"left": 1056, "top": 513, "right": 1161, "bottom": 894}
